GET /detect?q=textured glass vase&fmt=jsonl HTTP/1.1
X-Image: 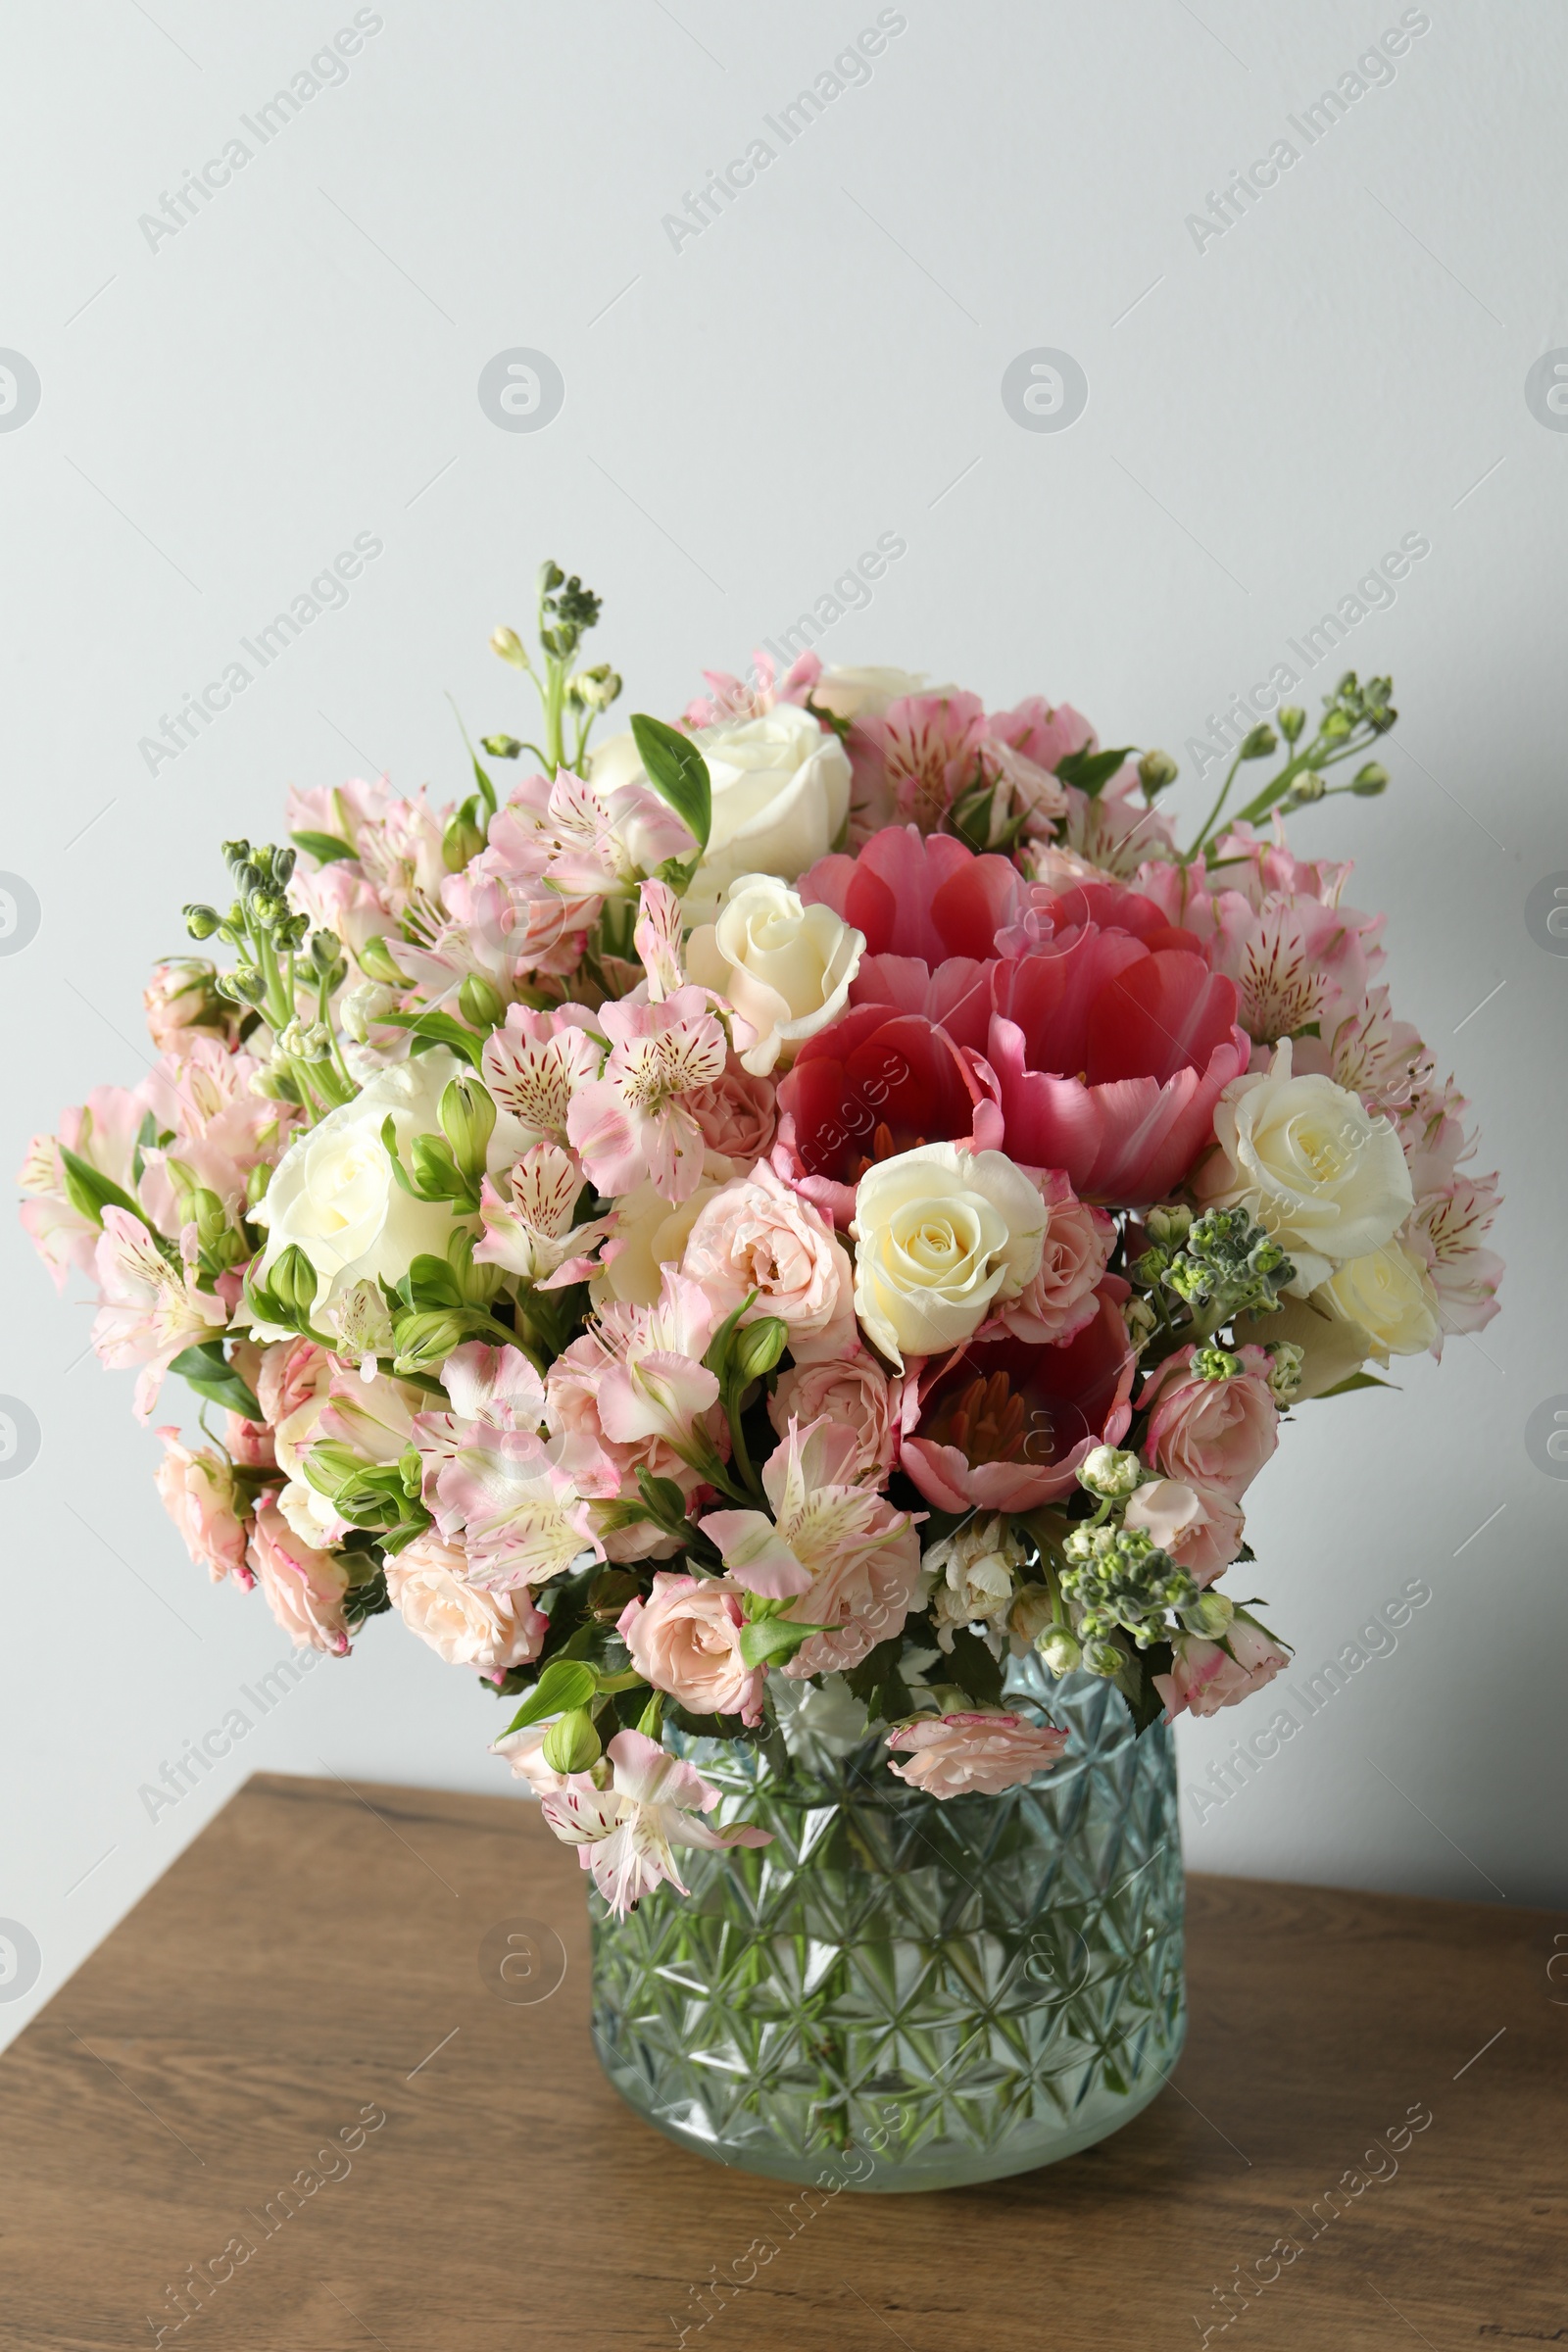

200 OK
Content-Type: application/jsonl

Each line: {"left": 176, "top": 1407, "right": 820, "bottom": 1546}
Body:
{"left": 589, "top": 1661, "right": 1186, "bottom": 2190}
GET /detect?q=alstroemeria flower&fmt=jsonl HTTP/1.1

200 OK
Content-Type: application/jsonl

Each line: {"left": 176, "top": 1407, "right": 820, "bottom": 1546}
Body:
{"left": 540, "top": 1729, "right": 771, "bottom": 1918}
{"left": 702, "top": 1416, "right": 922, "bottom": 1677}
{"left": 567, "top": 987, "right": 728, "bottom": 1203}
{"left": 90, "top": 1208, "right": 229, "bottom": 1421}
{"left": 546, "top": 1274, "right": 726, "bottom": 1537}
{"left": 474, "top": 1144, "right": 612, "bottom": 1288}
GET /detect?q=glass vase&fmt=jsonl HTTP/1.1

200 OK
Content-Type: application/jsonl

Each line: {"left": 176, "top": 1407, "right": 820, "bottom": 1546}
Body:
{"left": 588, "top": 1661, "right": 1186, "bottom": 2191}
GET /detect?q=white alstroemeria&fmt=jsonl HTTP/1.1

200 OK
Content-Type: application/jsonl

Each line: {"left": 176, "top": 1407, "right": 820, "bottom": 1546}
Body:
{"left": 475, "top": 1143, "right": 612, "bottom": 1287}
{"left": 539, "top": 1730, "right": 770, "bottom": 1918}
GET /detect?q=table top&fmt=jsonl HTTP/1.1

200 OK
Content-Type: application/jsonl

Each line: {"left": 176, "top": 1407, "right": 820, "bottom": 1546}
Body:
{"left": 2, "top": 1769, "right": 1562, "bottom": 2351}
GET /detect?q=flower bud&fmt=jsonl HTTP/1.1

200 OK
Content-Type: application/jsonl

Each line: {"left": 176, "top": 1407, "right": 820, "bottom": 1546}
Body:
{"left": 480, "top": 733, "right": 524, "bottom": 760}
{"left": 189, "top": 1187, "right": 227, "bottom": 1249}
{"left": 1240, "top": 722, "right": 1277, "bottom": 760}
{"left": 1192, "top": 1346, "right": 1242, "bottom": 1382}
{"left": 270, "top": 1244, "right": 319, "bottom": 1321}
{"left": 1137, "top": 748, "right": 1178, "bottom": 801}
{"left": 1266, "top": 1341, "right": 1304, "bottom": 1403}
{"left": 1077, "top": 1445, "right": 1145, "bottom": 1499}
{"left": 541, "top": 1708, "right": 602, "bottom": 1775}
{"left": 1286, "top": 773, "right": 1326, "bottom": 805}
{"left": 1122, "top": 1294, "right": 1157, "bottom": 1345}
{"left": 221, "top": 838, "right": 252, "bottom": 870}
{"left": 1321, "top": 709, "right": 1353, "bottom": 742}
{"left": 246, "top": 1162, "right": 271, "bottom": 1208}
{"left": 1037, "top": 1626, "right": 1082, "bottom": 1677}
{"left": 271, "top": 846, "right": 297, "bottom": 888}
{"left": 443, "top": 808, "right": 486, "bottom": 872}
{"left": 1277, "top": 706, "right": 1306, "bottom": 743}
{"left": 392, "top": 1308, "right": 471, "bottom": 1374}
{"left": 459, "top": 974, "right": 506, "bottom": 1031}
{"left": 439, "top": 1077, "right": 497, "bottom": 1181}
{"left": 1145, "top": 1203, "right": 1192, "bottom": 1249}
{"left": 358, "top": 934, "right": 408, "bottom": 986}
{"left": 491, "top": 625, "right": 531, "bottom": 671}
{"left": 1183, "top": 1590, "right": 1235, "bottom": 1639}
{"left": 341, "top": 982, "right": 394, "bottom": 1045}
{"left": 1082, "top": 1637, "right": 1123, "bottom": 1679}
{"left": 183, "top": 903, "right": 220, "bottom": 940}
{"left": 1351, "top": 762, "right": 1389, "bottom": 797}
{"left": 732, "top": 1317, "right": 788, "bottom": 1383}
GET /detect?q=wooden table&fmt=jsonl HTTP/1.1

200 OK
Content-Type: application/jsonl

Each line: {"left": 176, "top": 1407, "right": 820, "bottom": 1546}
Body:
{"left": 2, "top": 1771, "right": 1562, "bottom": 2350}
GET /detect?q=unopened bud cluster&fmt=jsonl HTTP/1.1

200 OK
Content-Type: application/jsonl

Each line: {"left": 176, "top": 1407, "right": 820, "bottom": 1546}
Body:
{"left": 1141, "top": 1205, "right": 1296, "bottom": 1323}
{"left": 1060, "top": 1524, "right": 1199, "bottom": 1652}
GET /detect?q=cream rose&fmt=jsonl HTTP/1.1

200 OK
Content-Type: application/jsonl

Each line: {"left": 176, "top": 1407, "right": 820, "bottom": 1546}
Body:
{"left": 608, "top": 702, "right": 851, "bottom": 923}
{"left": 687, "top": 876, "right": 863, "bottom": 1077}
{"left": 1318, "top": 1242, "right": 1440, "bottom": 1359}
{"left": 851, "top": 1143, "right": 1048, "bottom": 1369}
{"left": 384, "top": 1535, "right": 547, "bottom": 1675}
{"left": 253, "top": 1048, "right": 474, "bottom": 1320}
{"left": 1199, "top": 1039, "right": 1414, "bottom": 1292}
{"left": 811, "top": 666, "right": 934, "bottom": 723}
{"left": 591, "top": 1156, "right": 736, "bottom": 1309}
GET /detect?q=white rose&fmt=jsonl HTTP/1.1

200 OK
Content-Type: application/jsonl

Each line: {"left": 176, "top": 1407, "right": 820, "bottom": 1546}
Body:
{"left": 686, "top": 875, "right": 863, "bottom": 1077}
{"left": 1199, "top": 1040, "right": 1414, "bottom": 1293}
{"left": 591, "top": 1158, "right": 735, "bottom": 1309}
{"left": 811, "top": 666, "right": 937, "bottom": 723}
{"left": 851, "top": 1143, "right": 1048, "bottom": 1369}
{"left": 254, "top": 1048, "right": 473, "bottom": 1318}
{"left": 1318, "top": 1242, "right": 1440, "bottom": 1359}
{"left": 639, "top": 703, "right": 851, "bottom": 923}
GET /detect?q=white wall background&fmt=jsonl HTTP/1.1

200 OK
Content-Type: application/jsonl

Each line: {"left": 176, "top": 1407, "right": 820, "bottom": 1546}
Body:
{"left": 1, "top": 0, "right": 1563, "bottom": 2046}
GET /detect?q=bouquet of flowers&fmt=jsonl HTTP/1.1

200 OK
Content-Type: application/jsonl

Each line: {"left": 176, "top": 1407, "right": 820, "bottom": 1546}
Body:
{"left": 22, "top": 564, "right": 1502, "bottom": 1920}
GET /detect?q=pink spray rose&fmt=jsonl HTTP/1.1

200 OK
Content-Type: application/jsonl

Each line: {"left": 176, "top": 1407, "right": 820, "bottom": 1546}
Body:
{"left": 1123, "top": 1476, "right": 1245, "bottom": 1587}
{"left": 995, "top": 1170, "right": 1116, "bottom": 1347}
{"left": 885, "top": 1712, "right": 1070, "bottom": 1797}
{"left": 768, "top": 1348, "right": 902, "bottom": 1484}
{"left": 248, "top": 1499, "right": 353, "bottom": 1655}
{"left": 154, "top": 1430, "right": 253, "bottom": 1587}
{"left": 1140, "top": 1344, "right": 1279, "bottom": 1500}
{"left": 383, "top": 1534, "right": 547, "bottom": 1676}
{"left": 680, "top": 1160, "right": 855, "bottom": 1364}
{"left": 1153, "top": 1623, "right": 1289, "bottom": 1721}
{"left": 256, "top": 1337, "right": 332, "bottom": 1430}
{"left": 617, "top": 1572, "right": 763, "bottom": 1725}
{"left": 685, "top": 1065, "right": 778, "bottom": 1163}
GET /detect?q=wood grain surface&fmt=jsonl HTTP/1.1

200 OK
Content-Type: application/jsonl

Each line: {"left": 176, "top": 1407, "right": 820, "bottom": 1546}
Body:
{"left": 1, "top": 1769, "right": 1562, "bottom": 2350}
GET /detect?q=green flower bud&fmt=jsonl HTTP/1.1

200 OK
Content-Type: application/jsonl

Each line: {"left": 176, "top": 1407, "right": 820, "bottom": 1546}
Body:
{"left": 189, "top": 1187, "right": 227, "bottom": 1249}
{"left": 491, "top": 625, "right": 531, "bottom": 671}
{"left": 272, "top": 846, "right": 296, "bottom": 888}
{"left": 1137, "top": 748, "right": 1178, "bottom": 800}
{"left": 1145, "top": 1203, "right": 1192, "bottom": 1249}
{"left": 1277, "top": 706, "right": 1306, "bottom": 743}
{"left": 358, "top": 935, "right": 408, "bottom": 986}
{"left": 1321, "top": 709, "right": 1353, "bottom": 742}
{"left": 459, "top": 974, "right": 506, "bottom": 1031}
{"left": 1266, "top": 1341, "right": 1304, "bottom": 1403}
{"left": 541, "top": 1707, "right": 602, "bottom": 1775}
{"left": 1192, "top": 1346, "right": 1243, "bottom": 1382}
{"left": 1082, "top": 1638, "right": 1124, "bottom": 1679}
{"left": 220, "top": 839, "right": 252, "bottom": 870}
{"left": 1183, "top": 1590, "right": 1235, "bottom": 1639}
{"left": 183, "top": 903, "right": 220, "bottom": 940}
{"left": 309, "top": 929, "right": 341, "bottom": 973}
{"left": 270, "top": 1244, "right": 319, "bottom": 1321}
{"left": 443, "top": 808, "right": 486, "bottom": 872}
{"left": 1285, "top": 773, "right": 1326, "bottom": 806}
{"left": 732, "top": 1317, "right": 788, "bottom": 1383}
{"left": 1037, "top": 1626, "right": 1083, "bottom": 1677}
{"left": 1240, "top": 722, "right": 1277, "bottom": 760}
{"left": 439, "top": 1077, "right": 497, "bottom": 1181}
{"left": 392, "top": 1308, "right": 472, "bottom": 1374}
{"left": 246, "top": 1162, "right": 271, "bottom": 1208}
{"left": 1351, "top": 762, "right": 1389, "bottom": 797}
{"left": 479, "top": 733, "right": 524, "bottom": 760}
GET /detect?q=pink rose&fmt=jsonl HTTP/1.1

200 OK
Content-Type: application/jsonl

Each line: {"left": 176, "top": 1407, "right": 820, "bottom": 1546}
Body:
{"left": 384, "top": 1534, "right": 547, "bottom": 1676}
{"left": 224, "top": 1409, "right": 276, "bottom": 1471}
{"left": 154, "top": 1429, "right": 253, "bottom": 1587}
{"left": 1153, "top": 1622, "right": 1289, "bottom": 1721}
{"left": 142, "top": 960, "right": 234, "bottom": 1055}
{"left": 247, "top": 1499, "right": 352, "bottom": 1655}
{"left": 885, "top": 1712, "right": 1070, "bottom": 1797}
{"left": 686, "top": 1066, "right": 778, "bottom": 1163}
{"left": 768, "top": 1348, "right": 902, "bottom": 1483}
{"left": 680, "top": 1160, "right": 855, "bottom": 1364}
{"left": 996, "top": 1171, "right": 1115, "bottom": 1347}
{"left": 1123, "top": 1476, "right": 1245, "bottom": 1587}
{"left": 1141, "top": 1345, "right": 1278, "bottom": 1500}
{"left": 256, "top": 1337, "right": 332, "bottom": 1430}
{"left": 618, "top": 1571, "right": 763, "bottom": 1725}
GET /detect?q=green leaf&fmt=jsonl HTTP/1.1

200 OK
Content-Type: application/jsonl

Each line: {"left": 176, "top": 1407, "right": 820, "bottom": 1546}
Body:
{"left": 738, "top": 1614, "right": 833, "bottom": 1671}
{"left": 945, "top": 1627, "right": 1005, "bottom": 1708}
{"left": 1053, "top": 745, "right": 1136, "bottom": 800}
{"left": 290, "top": 829, "right": 357, "bottom": 865}
{"left": 502, "top": 1658, "right": 599, "bottom": 1736}
{"left": 843, "top": 1637, "right": 906, "bottom": 1708}
{"left": 1309, "top": 1371, "right": 1399, "bottom": 1398}
{"left": 59, "top": 1144, "right": 142, "bottom": 1230}
{"left": 631, "top": 712, "right": 710, "bottom": 850}
{"left": 169, "top": 1342, "right": 262, "bottom": 1423}
{"left": 378, "top": 1010, "right": 484, "bottom": 1067}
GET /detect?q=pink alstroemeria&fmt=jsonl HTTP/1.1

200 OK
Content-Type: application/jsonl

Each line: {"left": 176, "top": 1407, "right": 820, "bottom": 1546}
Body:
{"left": 702, "top": 1417, "right": 922, "bottom": 1677}
{"left": 566, "top": 987, "right": 728, "bottom": 1203}
{"left": 682, "top": 646, "right": 820, "bottom": 729}
{"left": 474, "top": 1144, "right": 612, "bottom": 1287}
{"left": 19, "top": 1084, "right": 151, "bottom": 1289}
{"left": 90, "top": 1209, "right": 228, "bottom": 1421}
{"left": 539, "top": 1729, "right": 770, "bottom": 1918}
{"left": 429, "top": 1427, "right": 611, "bottom": 1592}
{"left": 632, "top": 878, "right": 687, "bottom": 1004}
{"left": 854, "top": 692, "right": 989, "bottom": 835}
{"left": 545, "top": 1274, "right": 726, "bottom": 1546}
{"left": 480, "top": 1005, "right": 603, "bottom": 1148}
